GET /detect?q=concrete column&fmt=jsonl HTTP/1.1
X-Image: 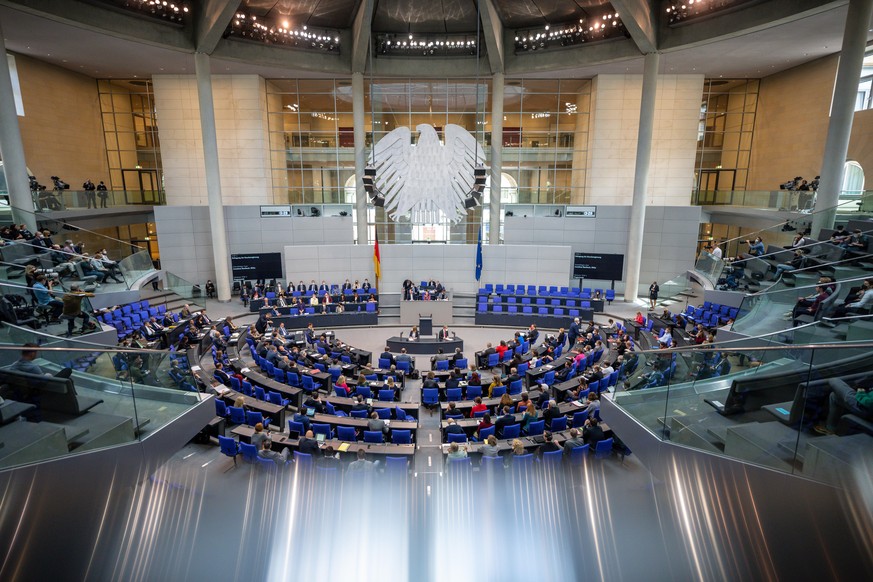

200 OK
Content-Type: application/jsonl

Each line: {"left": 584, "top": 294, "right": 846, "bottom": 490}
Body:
{"left": 811, "top": 0, "right": 873, "bottom": 237}
{"left": 489, "top": 72, "right": 504, "bottom": 245}
{"left": 624, "top": 52, "right": 660, "bottom": 303}
{"left": 0, "top": 27, "right": 37, "bottom": 231}
{"left": 194, "top": 52, "right": 231, "bottom": 302}
{"left": 352, "top": 72, "right": 369, "bottom": 244}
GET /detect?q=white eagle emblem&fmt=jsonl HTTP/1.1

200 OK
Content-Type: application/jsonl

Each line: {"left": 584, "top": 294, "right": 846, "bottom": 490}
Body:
{"left": 369, "top": 123, "right": 485, "bottom": 223}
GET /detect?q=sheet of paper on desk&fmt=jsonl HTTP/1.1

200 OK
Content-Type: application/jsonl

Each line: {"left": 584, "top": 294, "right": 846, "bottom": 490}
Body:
{"left": 191, "top": 365, "right": 202, "bottom": 372}
{"left": 241, "top": 367, "right": 250, "bottom": 373}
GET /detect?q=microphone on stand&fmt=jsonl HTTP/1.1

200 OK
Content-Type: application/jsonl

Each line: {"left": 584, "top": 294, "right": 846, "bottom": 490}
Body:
{"left": 400, "top": 331, "right": 405, "bottom": 339}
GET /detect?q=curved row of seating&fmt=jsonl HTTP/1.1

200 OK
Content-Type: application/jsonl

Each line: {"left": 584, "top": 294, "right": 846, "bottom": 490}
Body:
{"left": 97, "top": 300, "right": 167, "bottom": 341}
{"left": 479, "top": 284, "right": 615, "bottom": 301}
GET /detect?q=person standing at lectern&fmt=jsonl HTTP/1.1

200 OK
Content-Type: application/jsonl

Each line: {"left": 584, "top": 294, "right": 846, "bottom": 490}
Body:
{"left": 438, "top": 326, "right": 451, "bottom": 341}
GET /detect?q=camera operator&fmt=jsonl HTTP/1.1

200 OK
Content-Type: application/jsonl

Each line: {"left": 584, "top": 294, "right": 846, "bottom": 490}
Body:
{"left": 83, "top": 179, "right": 97, "bottom": 209}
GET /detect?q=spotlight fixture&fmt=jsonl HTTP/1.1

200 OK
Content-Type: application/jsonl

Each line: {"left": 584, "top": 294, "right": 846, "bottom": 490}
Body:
{"left": 374, "top": 33, "right": 479, "bottom": 57}
{"left": 513, "top": 13, "right": 626, "bottom": 53}
{"left": 363, "top": 166, "right": 385, "bottom": 207}
{"left": 99, "top": 0, "right": 190, "bottom": 23}
{"left": 463, "top": 167, "right": 488, "bottom": 209}
{"left": 225, "top": 11, "right": 340, "bottom": 53}
{"left": 666, "top": 0, "right": 756, "bottom": 25}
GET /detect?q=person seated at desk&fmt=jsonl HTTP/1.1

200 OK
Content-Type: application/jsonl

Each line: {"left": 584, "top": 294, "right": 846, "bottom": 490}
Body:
{"left": 554, "top": 360, "right": 574, "bottom": 383}
{"left": 843, "top": 229, "right": 868, "bottom": 251}
{"left": 480, "top": 434, "right": 500, "bottom": 458}
{"left": 467, "top": 371, "right": 482, "bottom": 389}
{"left": 449, "top": 347, "right": 464, "bottom": 366}
{"left": 470, "top": 396, "right": 488, "bottom": 417}
{"left": 520, "top": 404, "right": 538, "bottom": 434}
{"left": 250, "top": 422, "right": 269, "bottom": 449}
{"left": 474, "top": 413, "right": 494, "bottom": 440}
{"left": 347, "top": 448, "right": 377, "bottom": 472}
{"left": 582, "top": 417, "right": 606, "bottom": 448}
{"left": 297, "top": 430, "right": 321, "bottom": 456}
{"left": 505, "top": 439, "right": 526, "bottom": 467}
{"left": 422, "top": 371, "right": 439, "bottom": 389}
{"left": 445, "top": 402, "right": 464, "bottom": 418}
{"left": 294, "top": 280, "right": 305, "bottom": 293}
{"left": 321, "top": 291, "right": 332, "bottom": 312}
{"left": 536, "top": 431, "right": 561, "bottom": 457}
{"left": 494, "top": 406, "right": 516, "bottom": 438}
{"left": 351, "top": 394, "right": 371, "bottom": 414}
{"left": 516, "top": 392, "right": 533, "bottom": 412}
{"left": 487, "top": 376, "right": 504, "bottom": 398}
{"left": 444, "top": 418, "right": 466, "bottom": 440}
{"left": 494, "top": 340, "right": 509, "bottom": 361}
{"left": 547, "top": 328, "right": 566, "bottom": 349}
{"left": 539, "top": 347, "right": 555, "bottom": 365}
{"left": 634, "top": 311, "right": 645, "bottom": 326}
{"left": 562, "top": 428, "right": 587, "bottom": 454}
{"left": 446, "top": 368, "right": 461, "bottom": 389}
{"left": 361, "top": 278, "right": 372, "bottom": 292}
{"left": 380, "top": 347, "right": 396, "bottom": 367}
{"left": 335, "top": 375, "right": 351, "bottom": 396}
{"left": 291, "top": 408, "right": 312, "bottom": 433}
{"left": 437, "top": 325, "right": 451, "bottom": 341}
{"left": 505, "top": 367, "right": 521, "bottom": 386}
{"left": 303, "top": 392, "right": 326, "bottom": 414}
{"left": 367, "top": 293, "right": 377, "bottom": 304}
{"left": 408, "top": 326, "right": 420, "bottom": 341}
{"left": 542, "top": 400, "right": 563, "bottom": 430}
{"left": 7, "top": 343, "right": 74, "bottom": 378}
{"left": 342, "top": 279, "right": 352, "bottom": 291}
{"left": 258, "top": 438, "right": 289, "bottom": 466}
{"left": 446, "top": 442, "right": 467, "bottom": 461}
{"left": 350, "top": 291, "right": 362, "bottom": 304}
{"left": 309, "top": 294, "right": 320, "bottom": 312}
{"left": 396, "top": 348, "right": 415, "bottom": 372}
{"left": 368, "top": 411, "right": 389, "bottom": 441}
{"left": 318, "top": 280, "right": 329, "bottom": 293}
{"left": 317, "top": 446, "right": 341, "bottom": 469}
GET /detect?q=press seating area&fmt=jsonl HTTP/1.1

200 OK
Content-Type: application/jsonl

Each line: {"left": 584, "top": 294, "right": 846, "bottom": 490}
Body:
{"left": 684, "top": 301, "right": 739, "bottom": 327}
{"left": 477, "top": 284, "right": 613, "bottom": 317}
{"left": 96, "top": 300, "right": 167, "bottom": 341}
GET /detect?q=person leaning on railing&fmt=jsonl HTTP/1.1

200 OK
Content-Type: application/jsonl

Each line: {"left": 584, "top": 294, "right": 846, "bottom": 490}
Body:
{"left": 61, "top": 284, "right": 96, "bottom": 337}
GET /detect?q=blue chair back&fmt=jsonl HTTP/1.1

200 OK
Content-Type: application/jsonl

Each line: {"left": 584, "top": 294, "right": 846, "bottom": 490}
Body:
{"left": 350, "top": 409, "right": 368, "bottom": 418}
{"left": 465, "top": 385, "right": 482, "bottom": 400}
{"left": 246, "top": 411, "right": 267, "bottom": 427}
{"left": 423, "top": 389, "right": 439, "bottom": 405}
{"left": 508, "top": 379, "right": 523, "bottom": 395}
{"left": 397, "top": 361, "right": 411, "bottom": 374}
{"left": 228, "top": 406, "right": 246, "bottom": 424}
{"left": 526, "top": 420, "right": 545, "bottom": 436}
{"left": 478, "top": 425, "right": 496, "bottom": 440}
{"left": 363, "top": 430, "right": 384, "bottom": 444}
{"left": 456, "top": 358, "right": 468, "bottom": 369}
{"left": 215, "top": 399, "right": 229, "bottom": 417}
{"left": 254, "top": 386, "right": 266, "bottom": 401}
{"left": 293, "top": 451, "right": 313, "bottom": 466}
{"left": 542, "top": 450, "right": 563, "bottom": 465}
{"left": 447, "top": 432, "right": 467, "bottom": 443}
{"left": 311, "top": 423, "right": 332, "bottom": 439}
{"left": 487, "top": 353, "right": 500, "bottom": 367}
{"left": 302, "top": 375, "right": 315, "bottom": 392}
{"left": 594, "top": 437, "right": 614, "bottom": 459}
{"left": 491, "top": 385, "right": 507, "bottom": 398}
{"left": 378, "top": 358, "right": 391, "bottom": 368}
{"left": 385, "top": 456, "right": 408, "bottom": 472}
{"left": 239, "top": 441, "right": 258, "bottom": 463}
{"left": 435, "top": 359, "right": 449, "bottom": 371}
{"left": 391, "top": 429, "right": 412, "bottom": 444}
{"left": 376, "top": 408, "right": 392, "bottom": 419}
{"left": 446, "top": 388, "right": 462, "bottom": 401}
{"left": 378, "top": 389, "right": 394, "bottom": 401}
{"left": 288, "top": 420, "right": 305, "bottom": 434}
{"left": 550, "top": 416, "right": 567, "bottom": 432}
{"left": 501, "top": 423, "right": 521, "bottom": 439}
{"left": 570, "top": 445, "right": 590, "bottom": 463}
{"left": 218, "top": 435, "right": 238, "bottom": 459}
{"left": 337, "top": 426, "right": 358, "bottom": 442}
{"left": 356, "top": 386, "right": 372, "bottom": 399}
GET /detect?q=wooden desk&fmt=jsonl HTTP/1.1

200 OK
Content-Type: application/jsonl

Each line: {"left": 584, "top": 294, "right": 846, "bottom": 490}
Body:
{"left": 231, "top": 425, "right": 415, "bottom": 457}
{"left": 525, "top": 354, "right": 572, "bottom": 388}
{"left": 438, "top": 390, "right": 543, "bottom": 419}
{"left": 310, "top": 413, "right": 418, "bottom": 439}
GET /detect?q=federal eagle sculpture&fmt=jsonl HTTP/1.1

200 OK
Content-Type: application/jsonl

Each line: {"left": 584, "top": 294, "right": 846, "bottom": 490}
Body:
{"left": 368, "top": 123, "right": 485, "bottom": 224}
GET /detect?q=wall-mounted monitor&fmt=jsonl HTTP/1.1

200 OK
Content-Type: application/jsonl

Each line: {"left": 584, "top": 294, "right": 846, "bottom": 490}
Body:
{"left": 231, "top": 252, "right": 283, "bottom": 281}
{"left": 573, "top": 252, "right": 624, "bottom": 281}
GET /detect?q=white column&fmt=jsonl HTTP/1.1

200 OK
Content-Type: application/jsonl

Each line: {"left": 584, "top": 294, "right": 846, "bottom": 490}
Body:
{"left": 489, "top": 72, "right": 504, "bottom": 245}
{"left": 624, "top": 52, "right": 660, "bottom": 302}
{"left": 811, "top": 0, "right": 873, "bottom": 236}
{"left": 352, "top": 72, "right": 369, "bottom": 244}
{"left": 194, "top": 52, "right": 231, "bottom": 302}
{"left": 0, "top": 26, "right": 37, "bottom": 231}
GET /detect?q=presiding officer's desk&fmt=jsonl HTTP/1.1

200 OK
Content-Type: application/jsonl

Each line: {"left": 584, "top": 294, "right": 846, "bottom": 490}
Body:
{"left": 387, "top": 336, "right": 463, "bottom": 355}
{"left": 231, "top": 425, "right": 415, "bottom": 457}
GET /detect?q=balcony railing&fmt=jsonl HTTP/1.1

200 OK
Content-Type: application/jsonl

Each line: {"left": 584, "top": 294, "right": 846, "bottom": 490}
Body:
{"left": 692, "top": 189, "right": 873, "bottom": 214}
{"left": 31, "top": 189, "right": 164, "bottom": 212}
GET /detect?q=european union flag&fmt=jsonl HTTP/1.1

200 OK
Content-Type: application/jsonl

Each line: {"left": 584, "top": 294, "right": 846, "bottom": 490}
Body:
{"left": 475, "top": 225, "right": 483, "bottom": 281}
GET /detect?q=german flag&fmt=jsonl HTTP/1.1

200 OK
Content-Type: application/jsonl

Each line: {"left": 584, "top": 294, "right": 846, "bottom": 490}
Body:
{"left": 373, "top": 231, "right": 381, "bottom": 283}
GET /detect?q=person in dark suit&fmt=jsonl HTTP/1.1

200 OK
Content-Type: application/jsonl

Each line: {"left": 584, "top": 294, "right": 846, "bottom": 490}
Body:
{"left": 318, "top": 280, "right": 329, "bottom": 293}
{"left": 568, "top": 317, "right": 581, "bottom": 348}
{"left": 450, "top": 348, "right": 464, "bottom": 365}
{"left": 303, "top": 392, "right": 326, "bottom": 414}
{"left": 308, "top": 280, "right": 318, "bottom": 292}
{"left": 342, "top": 279, "right": 352, "bottom": 290}
{"left": 438, "top": 326, "right": 451, "bottom": 341}
{"left": 297, "top": 430, "right": 321, "bottom": 456}
{"left": 444, "top": 418, "right": 466, "bottom": 440}
{"left": 297, "top": 281, "right": 306, "bottom": 292}
{"left": 445, "top": 371, "right": 460, "bottom": 389}
{"left": 542, "top": 399, "right": 563, "bottom": 430}
{"left": 582, "top": 417, "right": 606, "bottom": 448}
{"left": 380, "top": 347, "right": 396, "bottom": 367}
{"left": 494, "top": 406, "right": 516, "bottom": 438}
{"left": 351, "top": 395, "right": 371, "bottom": 414}
{"left": 536, "top": 431, "right": 561, "bottom": 457}
{"left": 527, "top": 324, "right": 539, "bottom": 345}
{"left": 292, "top": 410, "right": 311, "bottom": 433}
{"left": 213, "top": 362, "right": 231, "bottom": 385}
{"left": 362, "top": 279, "right": 372, "bottom": 292}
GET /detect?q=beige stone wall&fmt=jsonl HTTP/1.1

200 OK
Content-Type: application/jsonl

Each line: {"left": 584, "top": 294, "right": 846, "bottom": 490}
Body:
{"left": 585, "top": 74, "right": 704, "bottom": 206}
{"left": 747, "top": 55, "right": 837, "bottom": 190}
{"left": 13, "top": 53, "right": 109, "bottom": 188}
{"left": 847, "top": 108, "right": 873, "bottom": 178}
{"left": 153, "top": 74, "right": 273, "bottom": 206}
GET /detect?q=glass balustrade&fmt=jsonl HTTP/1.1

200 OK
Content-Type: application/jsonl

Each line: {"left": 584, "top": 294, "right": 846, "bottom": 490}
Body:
{"left": 0, "top": 280, "right": 103, "bottom": 339}
{"left": 611, "top": 330, "right": 873, "bottom": 487}
{"left": 692, "top": 189, "right": 873, "bottom": 215}
{"left": 31, "top": 189, "right": 163, "bottom": 212}
{"left": 0, "top": 339, "right": 202, "bottom": 470}
{"left": 165, "top": 271, "right": 202, "bottom": 302}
